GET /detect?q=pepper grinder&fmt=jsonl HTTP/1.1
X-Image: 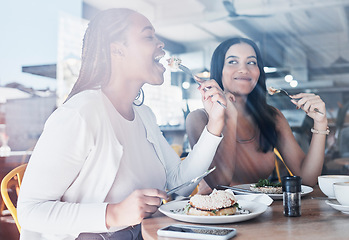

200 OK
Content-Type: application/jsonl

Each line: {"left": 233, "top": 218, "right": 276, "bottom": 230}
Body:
{"left": 282, "top": 176, "right": 302, "bottom": 217}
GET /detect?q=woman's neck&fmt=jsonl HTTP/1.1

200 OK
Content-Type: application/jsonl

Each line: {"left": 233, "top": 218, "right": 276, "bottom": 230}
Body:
{"left": 102, "top": 79, "right": 141, "bottom": 121}
{"left": 233, "top": 95, "right": 249, "bottom": 116}
{"left": 229, "top": 95, "right": 258, "bottom": 142}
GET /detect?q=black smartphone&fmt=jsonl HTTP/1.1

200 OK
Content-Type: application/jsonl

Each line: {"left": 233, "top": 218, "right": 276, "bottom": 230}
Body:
{"left": 157, "top": 224, "right": 237, "bottom": 239}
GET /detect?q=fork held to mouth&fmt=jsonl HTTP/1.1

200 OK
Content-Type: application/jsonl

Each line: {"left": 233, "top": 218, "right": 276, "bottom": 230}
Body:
{"left": 167, "top": 57, "right": 226, "bottom": 109}
{"left": 179, "top": 64, "right": 227, "bottom": 109}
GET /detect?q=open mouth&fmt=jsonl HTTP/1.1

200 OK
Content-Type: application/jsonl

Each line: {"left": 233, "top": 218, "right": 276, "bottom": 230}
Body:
{"left": 154, "top": 54, "right": 166, "bottom": 73}
{"left": 154, "top": 54, "right": 164, "bottom": 63}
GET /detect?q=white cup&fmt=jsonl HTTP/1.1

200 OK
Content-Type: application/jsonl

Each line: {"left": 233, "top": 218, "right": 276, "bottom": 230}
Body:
{"left": 318, "top": 175, "right": 349, "bottom": 198}
{"left": 333, "top": 182, "right": 349, "bottom": 206}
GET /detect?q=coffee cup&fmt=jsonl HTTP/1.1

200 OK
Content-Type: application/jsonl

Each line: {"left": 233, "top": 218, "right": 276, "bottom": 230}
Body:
{"left": 318, "top": 175, "right": 349, "bottom": 198}
{"left": 333, "top": 182, "right": 349, "bottom": 206}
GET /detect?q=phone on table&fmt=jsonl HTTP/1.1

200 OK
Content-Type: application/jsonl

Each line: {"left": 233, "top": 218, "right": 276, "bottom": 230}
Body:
{"left": 157, "top": 224, "right": 237, "bottom": 240}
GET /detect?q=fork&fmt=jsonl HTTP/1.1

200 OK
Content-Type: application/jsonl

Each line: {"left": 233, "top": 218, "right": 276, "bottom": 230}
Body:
{"left": 268, "top": 87, "right": 324, "bottom": 116}
{"left": 274, "top": 88, "right": 291, "bottom": 97}
{"left": 166, "top": 166, "right": 216, "bottom": 195}
{"left": 178, "top": 64, "right": 227, "bottom": 109}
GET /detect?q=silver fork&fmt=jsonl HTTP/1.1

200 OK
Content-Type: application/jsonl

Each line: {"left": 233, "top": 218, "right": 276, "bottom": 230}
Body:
{"left": 268, "top": 87, "right": 324, "bottom": 116}
{"left": 275, "top": 88, "right": 292, "bottom": 97}
{"left": 178, "top": 64, "right": 226, "bottom": 109}
{"left": 166, "top": 166, "right": 216, "bottom": 195}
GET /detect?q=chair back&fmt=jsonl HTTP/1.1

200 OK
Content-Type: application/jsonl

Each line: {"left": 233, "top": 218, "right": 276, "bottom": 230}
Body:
{"left": 274, "top": 148, "right": 293, "bottom": 182}
{"left": 1, "top": 163, "right": 27, "bottom": 232}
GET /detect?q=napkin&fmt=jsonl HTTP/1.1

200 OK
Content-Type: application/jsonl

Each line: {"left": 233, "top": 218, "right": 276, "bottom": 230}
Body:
{"left": 235, "top": 194, "right": 274, "bottom": 206}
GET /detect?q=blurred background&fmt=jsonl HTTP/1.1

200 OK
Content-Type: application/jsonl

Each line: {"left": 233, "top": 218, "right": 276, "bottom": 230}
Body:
{"left": 1, "top": 0, "right": 349, "bottom": 164}
{"left": 1, "top": 0, "right": 349, "bottom": 237}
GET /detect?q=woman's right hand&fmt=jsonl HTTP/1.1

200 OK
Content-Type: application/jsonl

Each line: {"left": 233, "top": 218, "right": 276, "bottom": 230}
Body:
{"left": 105, "top": 189, "right": 168, "bottom": 228}
{"left": 196, "top": 77, "right": 227, "bottom": 136}
{"left": 224, "top": 92, "right": 238, "bottom": 120}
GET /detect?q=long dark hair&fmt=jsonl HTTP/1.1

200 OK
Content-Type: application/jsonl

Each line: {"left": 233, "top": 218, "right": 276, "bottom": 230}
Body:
{"left": 66, "top": 8, "right": 136, "bottom": 101}
{"left": 210, "top": 37, "right": 277, "bottom": 152}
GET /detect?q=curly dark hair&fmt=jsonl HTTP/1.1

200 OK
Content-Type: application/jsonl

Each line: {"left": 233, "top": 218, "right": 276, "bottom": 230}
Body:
{"left": 210, "top": 37, "right": 277, "bottom": 152}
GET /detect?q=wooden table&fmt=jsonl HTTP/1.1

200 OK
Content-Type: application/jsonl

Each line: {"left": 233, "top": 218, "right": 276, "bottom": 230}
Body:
{"left": 142, "top": 186, "right": 349, "bottom": 240}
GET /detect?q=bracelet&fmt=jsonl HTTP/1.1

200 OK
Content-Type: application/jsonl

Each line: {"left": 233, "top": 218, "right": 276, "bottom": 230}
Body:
{"left": 311, "top": 127, "right": 330, "bottom": 135}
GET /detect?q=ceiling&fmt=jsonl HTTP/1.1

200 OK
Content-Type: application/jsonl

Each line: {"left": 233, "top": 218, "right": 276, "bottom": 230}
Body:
{"left": 83, "top": 0, "right": 349, "bottom": 88}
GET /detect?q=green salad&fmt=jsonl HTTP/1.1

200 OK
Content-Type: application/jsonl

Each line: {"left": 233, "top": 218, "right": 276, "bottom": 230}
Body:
{"left": 255, "top": 179, "right": 282, "bottom": 188}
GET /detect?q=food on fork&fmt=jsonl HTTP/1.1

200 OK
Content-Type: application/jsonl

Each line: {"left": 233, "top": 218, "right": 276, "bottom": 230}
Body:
{"left": 267, "top": 86, "right": 281, "bottom": 95}
{"left": 187, "top": 189, "right": 239, "bottom": 216}
{"left": 250, "top": 179, "right": 282, "bottom": 194}
{"left": 167, "top": 57, "right": 182, "bottom": 70}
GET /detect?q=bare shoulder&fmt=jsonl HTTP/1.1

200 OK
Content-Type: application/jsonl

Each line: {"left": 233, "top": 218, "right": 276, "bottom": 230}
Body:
{"left": 272, "top": 107, "right": 290, "bottom": 127}
{"left": 272, "top": 107, "right": 295, "bottom": 138}
{"left": 186, "top": 108, "right": 208, "bottom": 128}
{"left": 186, "top": 108, "right": 208, "bottom": 144}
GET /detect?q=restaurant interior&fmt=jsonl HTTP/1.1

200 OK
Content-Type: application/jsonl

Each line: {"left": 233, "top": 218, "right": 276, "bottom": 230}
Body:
{"left": 1, "top": 0, "right": 349, "bottom": 239}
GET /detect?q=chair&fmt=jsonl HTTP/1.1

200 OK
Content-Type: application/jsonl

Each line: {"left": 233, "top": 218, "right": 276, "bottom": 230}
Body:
{"left": 171, "top": 144, "right": 183, "bottom": 157}
{"left": 0, "top": 147, "right": 32, "bottom": 221}
{"left": 1, "top": 163, "right": 27, "bottom": 232}
{"left": 274, "top": 148, "right": 293, "bottom": 182}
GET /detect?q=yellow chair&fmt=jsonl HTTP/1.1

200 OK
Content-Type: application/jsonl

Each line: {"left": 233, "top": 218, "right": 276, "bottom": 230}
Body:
{"left": 171, "top": 144, "right": 183, "bottom": 158}
{"left": 1, "top": 163, "right": 27, "bottom": 233}
{"left": 274, "top": 148, "right": 293, "bottom": 182}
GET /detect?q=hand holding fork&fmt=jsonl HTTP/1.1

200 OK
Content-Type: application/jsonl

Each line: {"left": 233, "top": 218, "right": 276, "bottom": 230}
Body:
{"left": 267, "top": 86, "right": 324, "bottom": 116}
{"left": 178, "top": 64, "right": 227, "bottom": 109}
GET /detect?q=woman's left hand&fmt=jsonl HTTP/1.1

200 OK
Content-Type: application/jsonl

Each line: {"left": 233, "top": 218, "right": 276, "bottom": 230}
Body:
{"left": 196, "top": 77, "right": 226, "bottom": 136}
{"left": 290, "top": 93, "right": 327, "bottom": 123}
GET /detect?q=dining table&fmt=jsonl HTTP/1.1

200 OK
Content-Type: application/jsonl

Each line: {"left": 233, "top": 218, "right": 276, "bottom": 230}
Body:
{"left": 142, "top": 185, "right": 349, "bottom": 240}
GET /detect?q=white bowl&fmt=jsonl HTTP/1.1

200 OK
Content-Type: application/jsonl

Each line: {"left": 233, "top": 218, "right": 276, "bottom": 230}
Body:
{"left": 318, "top": 175, "right": 349, "bottom": 198}
{"left": 334, "top": 182, "right": 349, "bottom": 206}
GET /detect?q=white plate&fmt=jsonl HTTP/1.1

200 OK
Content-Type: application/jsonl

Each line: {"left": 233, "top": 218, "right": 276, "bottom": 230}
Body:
{"left": 159, "top": 200, "right": 268, "bottom": 224}
{"left": 231, "top": 184, "right": 313, "bottom": 200}
{"left": 326, "top": 200, "right": 349, "bottom": 214}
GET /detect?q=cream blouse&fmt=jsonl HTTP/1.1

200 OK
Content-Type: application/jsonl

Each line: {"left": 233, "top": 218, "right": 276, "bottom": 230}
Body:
{"left": 18, "top": 89, "right": 223, "bottom": 240}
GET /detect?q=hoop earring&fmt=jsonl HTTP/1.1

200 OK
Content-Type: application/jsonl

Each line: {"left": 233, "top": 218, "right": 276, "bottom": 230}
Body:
{"left": 133, "top": 88, "right": 144, "bottom": 106}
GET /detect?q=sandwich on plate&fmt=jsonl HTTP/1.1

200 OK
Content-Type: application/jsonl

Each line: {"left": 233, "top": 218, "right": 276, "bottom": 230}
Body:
{"left": 187, "top": 189, "right": 239, "bottom": 216}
